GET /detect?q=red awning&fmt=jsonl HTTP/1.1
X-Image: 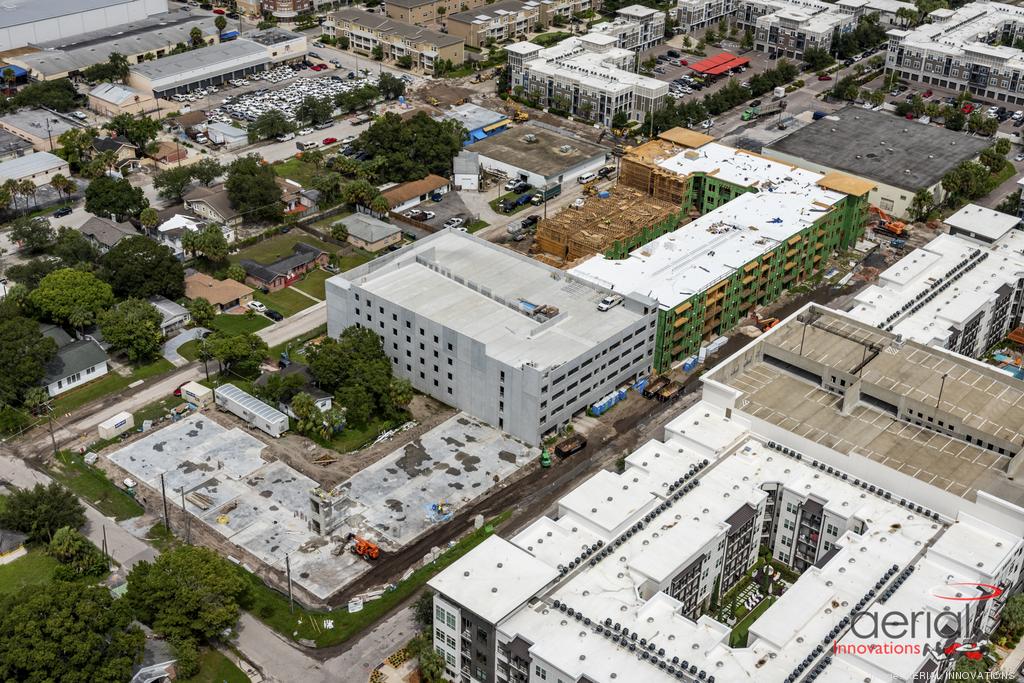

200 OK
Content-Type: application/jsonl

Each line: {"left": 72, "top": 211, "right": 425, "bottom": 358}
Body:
{"left": 689, "top": 53, "right": 750, "bottom": 76}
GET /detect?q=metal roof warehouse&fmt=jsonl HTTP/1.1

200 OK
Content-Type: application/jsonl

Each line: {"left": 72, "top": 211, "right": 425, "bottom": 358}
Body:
{"left": 128, "top": 39, "right": 270, "bottom": 97}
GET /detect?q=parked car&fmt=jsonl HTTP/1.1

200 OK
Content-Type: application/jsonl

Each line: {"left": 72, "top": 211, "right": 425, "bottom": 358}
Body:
{"left": 323, "top": 137, "right": 338, "bottom": 145}
{"left": 817, "top": 74, "right": 832, "bottom": 81}
{"left": 521, "top": 214, "right": 540, "bottom": 229}
{"left": 700, "top": 119, "right": 715, "bottom": 129}
{"left": 298, "top": 127, "right": 314, "bottom": 135}
{"left": 265, "top": 309, "right": 284, "bottom": 322}
{"left": 577, "top": 172, "right": 596, "bottom": 184}
{"left": 52, "top": 205, "right": 72, "bottom": 217}
{"left": 247, "top": 301, "right": 267, "bottom": 313}
{"left": 443, "top": 217, "right": 465, "bottom": 229}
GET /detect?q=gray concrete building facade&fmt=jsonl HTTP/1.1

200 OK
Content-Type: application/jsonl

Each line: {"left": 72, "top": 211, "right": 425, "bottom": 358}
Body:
{"left": 325, "top": 230, "right": 657, "bottom": 444}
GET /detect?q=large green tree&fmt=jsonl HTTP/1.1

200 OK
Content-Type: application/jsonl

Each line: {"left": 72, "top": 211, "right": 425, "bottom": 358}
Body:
{"left": 0, "top": 316, "right": 58, "bottom": 406}
{"left": 225, "top": 155, "right": 282, "bottom": 222}
{"left": 296, "top": 95, "right": 334, "bottom": 125}
{"left": 0, "top": 482, "right": 85, "bottom": 543}
{"left": 29, "top": 268, "right": 114, "bottom": 328}
{"left": 103, "top": 114, "right": 160, "bottom": 154}
{"left": 84, "top": 176, "right": 148, "bottom": 221}
{"left": 99, "top": 298, "right": 165, "bottom": 362}
{"left": 189, "top": 157, "right": 224, "bottom": 187}
{"left": 9, "top": 216, "right": 54, "bottom": 253}
{"left": 354, "top": 112, "right": 466, "bottom": 182}
{"left": 51, "top": 226, "right": 99, "bottom": 266}
{"left": 185, "top": 297, "right": 216, "bottom": 328}
{"left": 126, "top": 546, "right": 249, "bottom": 643}
{"left": 0, "top": 582, "right": 144, "bottom": 683}
{"left": 154, "top": 165, "right": 195, "bottom": 202}
{"left": 207, "top": 331, "right": 268, "bottom": 375}
{"left": 247, "top": 110, "right": 294, "bottom": 142}
{"left": 193, "top": 224, "right": 229, "bottom": 263}
{"left": 99, "top": 235, "right": 185, "bottom": 300}
{"left": 49, "top": 526, "right": 108, "bottom": 578}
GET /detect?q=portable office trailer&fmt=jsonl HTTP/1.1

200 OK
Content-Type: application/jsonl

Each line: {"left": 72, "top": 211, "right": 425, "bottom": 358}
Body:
{"left": 180, "top": 380, "right": 213, "bottom": 408}
{"left": 98, "top": 411, "right": 134, "bottom": 440}
{"left": 213, "top": 383, "right": 289, "bottom": 437}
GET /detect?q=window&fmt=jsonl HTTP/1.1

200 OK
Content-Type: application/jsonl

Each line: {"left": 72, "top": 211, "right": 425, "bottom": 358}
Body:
{"left": 535, "top": 665, "right": 548, "bottom": 680}
{"left": 446, "top": 635, "right": 456, "bottom": 648}
{"left": 436, "top": 605, "right": 447, "bottom": 623}
{"left": 446, "top": 613, "right": 456, "bottom": 629}
{"left": 436, "top": 627, "right": 445, "bottom": 641}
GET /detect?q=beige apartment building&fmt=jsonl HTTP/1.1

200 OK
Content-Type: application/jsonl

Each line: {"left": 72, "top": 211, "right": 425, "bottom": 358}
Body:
{"left": 446, "top": 0, "right": 599, "bottom": 47}
{"left": 384, "top": 0, "right": 480, "bottom": 25}
{"left": 324, "top": 9, "right": 464, "bottom": 71}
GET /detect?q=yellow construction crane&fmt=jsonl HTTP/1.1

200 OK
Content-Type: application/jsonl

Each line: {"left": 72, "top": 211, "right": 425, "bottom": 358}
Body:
{"left": 505, "top": 96, "right": 529, "bottom": 122}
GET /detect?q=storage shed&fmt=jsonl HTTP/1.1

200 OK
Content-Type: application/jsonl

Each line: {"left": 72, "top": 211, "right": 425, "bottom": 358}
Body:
{"left": 180, "top": 381, "right": 213, "bottom": 408}
{"left": 98, "top": 411, "right": 134, "bottom": 440}
{"left": 214, "top": 383, "right": 289, "bottom": 437}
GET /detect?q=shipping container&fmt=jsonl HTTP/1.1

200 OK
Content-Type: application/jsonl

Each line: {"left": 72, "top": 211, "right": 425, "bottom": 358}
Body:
{"left": 214, "top": 384, "right": 289, "bottom": 438}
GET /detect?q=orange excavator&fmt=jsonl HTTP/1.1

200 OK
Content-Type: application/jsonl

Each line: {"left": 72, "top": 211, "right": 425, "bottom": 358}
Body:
{"left": 869, "top": 206, "right": 908, "bottom": 237}
{"left": 752, "top": 312, "right": 779, "bottom": 331}
{"left": 347, "top": 533, "right": 380, "bottom": 560}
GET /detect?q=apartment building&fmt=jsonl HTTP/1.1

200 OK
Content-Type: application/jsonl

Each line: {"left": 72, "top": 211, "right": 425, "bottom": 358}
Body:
{"left": 886, "top": 1, "right": 1024, "bottom": 105}
{"left": 735, "top": 0, "right": 858, "bottom": 58}
{"left": 506, "top": 33, "right": 668, "bottom": 125}
{"left": 385, "top": 0, "right": 483, "bottom": 25}
{"left": 673, "top": 0, "right": 910, "bottom": 36}
{"left": 846, "top": 218, "right": 1024, "bottom": 358}
{"left": 590, "top": 5, "right": 667, "bottom": 52}
{"left": 446, "top": 0, "right": 541, "bottom": 48}
{"left": 428, "top": 304, "right": 1024, "bottom": 683}
{"left": 323, "top": 9, "right": 465, "bottom": 72}
{"left": 569, "top": 129, "right": 871, "bottom": 372}
{"left": 324, "top": 230, "right": 657, "bottom": 445}
{"left": 674, "top": 0, "right": 735, "bottom": 33}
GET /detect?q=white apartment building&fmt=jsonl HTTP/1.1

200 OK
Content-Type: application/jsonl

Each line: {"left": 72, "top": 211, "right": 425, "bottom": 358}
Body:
{"left": 429, "top": 304, "right": 1024, "bottom": 683}
{"left": 886, "top": 1, "right": 1024, "bottom": 104}
{"left": 590, "top": 5, "right": 667, "bottom": 52}
{"left": 740, "top": 0, "right": 858, "bottom": 58}
{"left": 506, "top": 33, "right": 669, "bottom": 125}
{"left": 846, "top": 214, "right": 1024, "bottom": 358}
{"left": 325, "top": 230, "right": 657, "bottom": 445}
{"left": 674, "top": 0, "right": 735, "bottom": 33}
{"left": 674, "top": 0, "right": 910, "bottom": 38}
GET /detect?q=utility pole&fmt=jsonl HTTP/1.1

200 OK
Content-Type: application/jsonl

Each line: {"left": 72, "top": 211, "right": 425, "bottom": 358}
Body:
{"left": 45, "top": 404, "right": 58, "bottom": 456}
{"left": 286, "top": 554, "right": 294, "bottom": 613}
{"left": 102, "top": 525, "right": 109, "bottom": 564}
{"left": 936, "top": 373, "right": 948, "bottom": 411}
{"left": 160, "top": 472, "right": 169, "bottom": 532}
{"left": 180, "top": 488, "right": 190, "bottom": 544}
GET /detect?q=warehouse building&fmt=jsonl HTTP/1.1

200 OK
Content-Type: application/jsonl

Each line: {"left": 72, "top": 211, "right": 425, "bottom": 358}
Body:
{"left": 7, "top": 11, "right": 221, "bottom": 81}
{"left": 570, "top": 129, "right": 872, "bottom": 372}
{"left": 128, "top": 39, "right": 270, "bottom": 99}
{"left": 0, "top": 129, "right": 32, "bottom": 162}
{"left": 438, "top": 103, "right": 509, "bottom": 144}
{"left": 846, "top": 214, "right": 1024, "bottom": 358}
{"left": 429, "top": 304, "right": 1024, "bottom": 683}
{"left": 763, "top": 106, "right": 989, "bottom": 219}
{"left": 325, "top": 230, "right": 658, "bottom": 444}
{"left": 505, "top": 33, "right": 668, "bottom": 125}
{"left": 0, "top": 109, "right": 82, "bottom": 152}
{"left": 465, "top": 123, "right": 609, "bottom": 191}
{"left": 0, "top": 151, "right": 69, "bottom": 186}
{"left": 88, "top": 83, "right": 157, "bottom": 118}
{"left": 0, "top": 0, "right": 168, "bottom": 51}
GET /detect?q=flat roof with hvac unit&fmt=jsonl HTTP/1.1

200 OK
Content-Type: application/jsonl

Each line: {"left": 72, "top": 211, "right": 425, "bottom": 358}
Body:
{"left": 466, "top": 124, "right": 609, "bottom": 180}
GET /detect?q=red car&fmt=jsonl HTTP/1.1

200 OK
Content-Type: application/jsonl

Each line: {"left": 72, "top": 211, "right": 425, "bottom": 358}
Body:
{"left": 680, "top": 60, "right": 688, "bottom": 66}
{"left": 817, "top": 74, "right": 833, "bottom": 81}
{"left": 923, "top": 89, "right": 933, "bottom": 98}
{"left": 312, "top": 64, "right": 327, "bottom": 71}
{"left": 962, "top": 103, "right": 975, "bottom": 114}
{"left": 213, "top": 8, "right": 226, "bottom": 13}
{"left": 323, "top": 137, "right": 338, "bottom": 145}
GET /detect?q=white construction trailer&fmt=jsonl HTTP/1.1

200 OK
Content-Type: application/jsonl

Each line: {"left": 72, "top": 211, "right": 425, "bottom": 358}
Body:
{"left": 213, "top": 383, "right": 289, "bottom": 438}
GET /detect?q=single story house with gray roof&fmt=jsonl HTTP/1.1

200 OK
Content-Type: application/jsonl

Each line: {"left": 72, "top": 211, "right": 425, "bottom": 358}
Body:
{"left": 338, "top": 213, "right": 402, "bottom": 252}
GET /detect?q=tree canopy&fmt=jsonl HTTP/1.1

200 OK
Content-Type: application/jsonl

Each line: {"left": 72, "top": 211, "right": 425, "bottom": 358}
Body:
{"left": 9, "top": 216, "right": 54, "bottom": 253}
{"left": 99, "top": 235, "right": 184, "bottom": 300}
{"left": 29, "top": 268, "right": 114, "bottom": 328}
{"left": 247, "top": 110, "right": 294, "bottom": 142}
{"left": 99, "top": 298, "right": 165, "bottom": 362}
{"left": 126, "top": 546, "right": 249, "bottom": 643}
{"left": 307, "top": 327, "right": 413, "bottom": 427}
{"left": 0, "top": 316, "right": 58, "bottom": 406}
{"left": 49, "top": 526, "right": 108, "bottom": 579}
{"left": 154, "top": 166, "right": 195, "bottom": 202}
{"left": 207, "top": 331, "right": 268, "bottom": 375}
{"left": 103, "top": 114, "right": 159, "bottom": 153}
{"left": 0, "top": 482, "right": 86, "bottom": 542}
{"left": 0, "top": 582, "right": 144, "bottom": 683}
{"left": 355, "top": 112, "right": 466, "bottom": 182}
{"left": 225, "top": 155, "right": 282, "bottom": 222}
{"left": 84, "top": 176, "right": 148, "bottom": 221}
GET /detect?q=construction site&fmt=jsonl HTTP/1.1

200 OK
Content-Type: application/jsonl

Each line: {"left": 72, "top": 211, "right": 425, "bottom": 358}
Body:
{"left": 531, "top": 186, "right": 682, "bottom": 268}
{"left": 98, "top": 406, "right": 536, "bottom": 606}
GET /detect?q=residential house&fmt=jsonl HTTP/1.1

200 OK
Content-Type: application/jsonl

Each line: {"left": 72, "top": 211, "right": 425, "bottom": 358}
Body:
{"left": 380, "top": 174, "right": 450, "bottom": 213}
{"left": 148, "top": 295, "right": 191, "bottom": 337}
{"left": 184, "top": 184, "right": 243, "bottom": 227}
{"left": 278, "top": 178, "right": 319, "bottom": 216}
{"left": 80, "top": 216, "right": 139, "bottom": 254}
{"left": 240, "top": 241, "right": 328, "bottom": 292}
{"left": 184, "top": 270, "right": 255, "bottom": 312}
{"left": 93, "top": 135, "right": 141, "bottom": 173}
{"left": 153, "top": 212, "right": 235, "bottom": 258}
{"left": 151, "top": 140, "right": 188, "bottom": 165}
{"left": 169, "top": 111, "right": 208, "bottom": 133}
{"left": 338, "top": 213, "right": 402, "bottom": 252}
{"left": 40, "top": 323, "right": 110, "bottom": 398}
{"left": 446, "top": 0, "right": 541, "bottom": 49}
{"left": 253, "top": 362, "right": 334, "bottom": 420}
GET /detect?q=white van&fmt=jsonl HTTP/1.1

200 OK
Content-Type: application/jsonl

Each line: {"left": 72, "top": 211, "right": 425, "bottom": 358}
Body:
{"left": 578, "top": 172, "right": 597, "bottom": 184}
{"left": 296, "top": 140, "right": 318, "bottom": 151}
{"left": 276, "top": 132, "right": 295, "bottom": 142}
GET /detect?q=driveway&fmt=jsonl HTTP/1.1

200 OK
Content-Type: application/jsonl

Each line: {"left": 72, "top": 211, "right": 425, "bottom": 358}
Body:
{"left": 163, "top": 327, "right": 209, "bottom": 367}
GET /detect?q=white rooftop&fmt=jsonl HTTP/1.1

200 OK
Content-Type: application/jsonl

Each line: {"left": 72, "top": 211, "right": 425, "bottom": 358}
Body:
{"left": 427, "top": 536, "right": 558, "bottom": 624}
{"left": 438, "top": 399, "right": 1024, "bottom": 683}
{"left": 945, "top": 202, "right": 1021, "bottom": 242}
{"left": 331, "top": 231, "right": 652, "bottom": 371}
{"left": 895, "top": 1, "right": 1024, "bottom": 67}
{"left": 569, "top": 143, "right": 844, "bottom": 308}
{"left": 0, "top": 151, "right": 65, "bottom": 181}
{"left": 846, "top": 232, "right": 1024, "bottom": 348}
{"left": 518, "top": 35, "right": 667, "bottom": 95}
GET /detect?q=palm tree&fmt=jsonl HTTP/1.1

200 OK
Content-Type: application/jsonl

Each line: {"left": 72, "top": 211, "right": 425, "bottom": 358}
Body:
{"left": 190, "top": 27, "right": 204, "bottom": 48}
{"left": 215, "top": 14, "right": 227, "bottom": 38}
{"left": 3, "top": 178, "right": 19, "bottom": 213}
{"left": 2, "top": 67, "right": 15, "bottom": 95}
{"left": 68, "top": 306, "right": 93, "bottom": 337}
{"left": 17, "top": 179, "right": 36, "bottom": 213}
{"left": 109, "top": 52, "right": 130, "bottom": 83}
{"left": 50, "top": 173, "right": 72, "bottom": 204}
{"left": 139, "top": 207, "right": 160, "bottom": 233}
{"left": 24, "top": 387, "right": 51, "bottom": 417}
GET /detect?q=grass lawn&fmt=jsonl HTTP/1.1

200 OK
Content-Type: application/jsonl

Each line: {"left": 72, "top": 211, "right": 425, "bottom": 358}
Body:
{"left": 293, "top": 268, "right": 332, "bottom": 299}
{"left": 466, "top": 219, "right": 489, "bottom": 234}
{"left": 310, "top": 212, "right": 352, "bottom": 234}
{"left": 178, "top": 648, "right": 249, "bottom": 683}
{"left": 0, "top": 549, "right": 59, "bottom": 598}
{"left": 254, "top": 287, "right": 316, "bottom": 317}
{"left": 338, "top": 249, "right": 375, "bottom": 272}
{"left": 730, "top": 596, "right": 776, "bottom": 647}
{"left": 488, "top": 191, "right": 533, "bottom": 216}
{"left": 531, "top": 31, "right": 572, "bottom": 47}
{"left": 209, "top": 313, "right": 273, "bottom": 335}
{"left": 177, "top": 339, "right": 201, "bottom": 361}
{"left": 49, "top": 451, "right": 144, "bottom": 520}
{"left": 51, "top": 358, "right": 175, "bottom": 416}
{"left": 270, "top": 157, "right": 322, "bottom": 188}
{"left": 229, "top": 232, "right": 337, "bottom": 266}
{"left": 242, "top": 510, "right": 511, "bottom": 647}
{"left": 267, "top": 323, "right": 327, "bottom": 361}
{"left": 323, "top": 417, "right": 398, "bottom": 453}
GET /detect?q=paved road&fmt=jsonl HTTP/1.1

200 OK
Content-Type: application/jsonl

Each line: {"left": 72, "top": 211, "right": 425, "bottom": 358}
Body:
{"left": 0, "top": 453, "right": 157, "bottom": 569}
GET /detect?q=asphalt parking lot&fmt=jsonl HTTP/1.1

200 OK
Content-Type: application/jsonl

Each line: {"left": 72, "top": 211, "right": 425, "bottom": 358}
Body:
{"left": 404, "top": 192, "right": 474, "bottom": 231}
